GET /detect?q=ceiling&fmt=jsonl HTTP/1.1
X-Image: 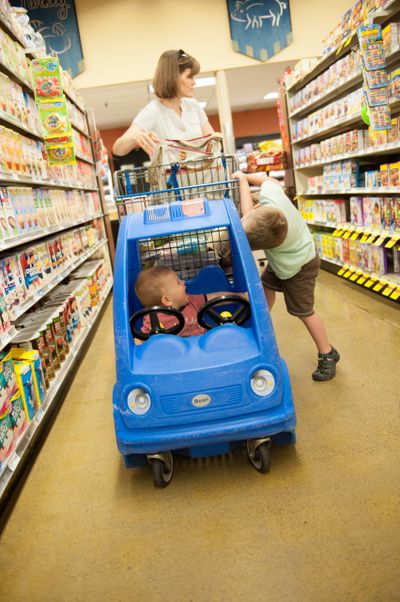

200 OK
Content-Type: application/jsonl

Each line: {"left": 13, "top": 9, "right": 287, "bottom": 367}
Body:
{"left": 78, "top": 60, "right": 295, "bottom": 130}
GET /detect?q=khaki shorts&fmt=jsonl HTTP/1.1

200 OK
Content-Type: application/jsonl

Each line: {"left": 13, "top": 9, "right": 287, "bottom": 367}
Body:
{"left": 261, "top": 254, "right": 320, "bottom": 317}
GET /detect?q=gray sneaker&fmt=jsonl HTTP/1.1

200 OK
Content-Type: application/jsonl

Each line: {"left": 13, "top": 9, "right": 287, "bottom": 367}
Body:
{"left": 312, "top": 346, "right": 340, "bottom": 381}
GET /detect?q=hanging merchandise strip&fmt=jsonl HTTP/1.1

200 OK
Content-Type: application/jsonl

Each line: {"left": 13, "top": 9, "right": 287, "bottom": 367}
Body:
{"left": 357, "top": 22, "right": 392, "bottom": 129}
{"left": 31, "top": 57, "right": 76, "bottom": 165}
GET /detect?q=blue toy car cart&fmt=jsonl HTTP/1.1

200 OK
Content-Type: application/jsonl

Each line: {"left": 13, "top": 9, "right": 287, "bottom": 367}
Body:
{"left": 113, "top": 184, "right": 296, "bottom": 487}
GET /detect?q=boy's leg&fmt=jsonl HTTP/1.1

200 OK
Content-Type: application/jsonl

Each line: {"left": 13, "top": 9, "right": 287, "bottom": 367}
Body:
{"left": 263, "top": 285, "right": 276, "bottom": 311}
{"left": 299, "top": 312, "right": 331, "bottom": 354}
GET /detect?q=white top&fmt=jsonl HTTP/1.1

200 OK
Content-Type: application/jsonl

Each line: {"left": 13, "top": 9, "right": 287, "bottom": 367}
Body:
{"left": 133, "top": 98, "right": 208, "bottom": 158}
{"left": 259, "top": 180, "right": 316, "bottom": 280}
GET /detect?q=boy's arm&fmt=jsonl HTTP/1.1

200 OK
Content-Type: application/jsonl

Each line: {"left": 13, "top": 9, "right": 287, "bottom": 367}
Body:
{"left": 232, "top": 171, "right": 267, "bottom": 215}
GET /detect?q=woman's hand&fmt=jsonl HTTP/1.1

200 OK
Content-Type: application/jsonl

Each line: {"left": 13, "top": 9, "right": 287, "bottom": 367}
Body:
{"left": 112, "top": 123, "right": 160, "bottom": 157}
{"left": 135, "top": 131, "right": 160, "bottom": 156}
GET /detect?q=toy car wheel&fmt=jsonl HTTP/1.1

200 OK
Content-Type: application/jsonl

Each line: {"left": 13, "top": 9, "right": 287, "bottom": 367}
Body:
{"left": 248, "top": 442, "right": 271, "bottom": 474}
{"left": 151, "top": 456, "right": 174, "bottom": 488}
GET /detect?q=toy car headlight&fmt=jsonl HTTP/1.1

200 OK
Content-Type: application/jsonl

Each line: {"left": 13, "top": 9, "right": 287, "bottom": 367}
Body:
{"left": 127, "top": 388, "right": 151, "bottom": 415}
{"left": 250, "top": 370, "right": 275, "bottom": 397}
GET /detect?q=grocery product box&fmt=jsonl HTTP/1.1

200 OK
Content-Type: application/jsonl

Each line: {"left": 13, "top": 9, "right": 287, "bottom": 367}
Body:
{"left": 363, "top": 197, "right": 382, "bottom": 229}
{"left": 350, "top": 197, "right": 364, "bottom": 226}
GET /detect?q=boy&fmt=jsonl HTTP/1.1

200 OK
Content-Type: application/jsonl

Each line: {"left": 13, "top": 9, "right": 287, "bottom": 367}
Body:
{"left": 233, "top": 171, "right": 339, "bottom": 381}
{"left": 135, "top": 265, "right": 247, "bottom": 338}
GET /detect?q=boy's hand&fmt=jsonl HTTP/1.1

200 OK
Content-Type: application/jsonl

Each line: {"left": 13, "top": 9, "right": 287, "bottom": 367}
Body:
{"left": 232, "top": 170, "right": 247, "bottom": 181}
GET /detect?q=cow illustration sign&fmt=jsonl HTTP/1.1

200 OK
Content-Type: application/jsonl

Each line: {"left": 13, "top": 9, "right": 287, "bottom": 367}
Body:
{"left": 227, "top": 0, "right": 292, "bottom": 62}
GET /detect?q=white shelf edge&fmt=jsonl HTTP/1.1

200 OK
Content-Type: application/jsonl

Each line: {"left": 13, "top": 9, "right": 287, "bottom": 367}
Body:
{"left": 0, "top": 174, "right": 98, "bottom": 192}
{"left": 0, "top": 326, "right": 18, "bottom": 353}
{"left": 0, "top": 213, "right": 104, "bottom": 253}
{"left": 294, "top": 142, "right": 400, "bottom": 170}
{"left": 0, "top": 279, "right": 113, "bottom": 498}
{"left": 9, "top": 239, "right": 109, "bottom": 322}
{"left": 306, "top": 220, "right": 400, "bottom": 239}
{"left": 299, "top": 188, "right": 400, "bottom": 196}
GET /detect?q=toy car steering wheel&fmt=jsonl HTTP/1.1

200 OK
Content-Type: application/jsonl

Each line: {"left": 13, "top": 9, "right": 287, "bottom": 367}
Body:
{"left": 197, "top": 295, "right": 251, "bottom": 330}
{"left": 130, "top": 306, "right": 185, "bottom": 341}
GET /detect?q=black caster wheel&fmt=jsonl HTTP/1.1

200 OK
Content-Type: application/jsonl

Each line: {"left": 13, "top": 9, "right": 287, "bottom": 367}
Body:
{"left": 248, "top": 441, "right": 271, "bottom": 473}
{"left": 150, "top": 453, "right": 174, "bottom": 487}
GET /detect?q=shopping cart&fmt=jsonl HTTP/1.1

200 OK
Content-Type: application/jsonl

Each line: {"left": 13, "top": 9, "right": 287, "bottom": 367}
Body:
{"left": 113, "top": 155, "right": 239, "bottom": 219}
{"left": 112, "top": 184, "right": 296, "bottom": 487}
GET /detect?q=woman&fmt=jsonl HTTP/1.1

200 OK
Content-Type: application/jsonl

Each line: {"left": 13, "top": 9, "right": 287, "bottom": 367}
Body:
{"left": 112, "top": 49, "right": 215, "bottom": 158}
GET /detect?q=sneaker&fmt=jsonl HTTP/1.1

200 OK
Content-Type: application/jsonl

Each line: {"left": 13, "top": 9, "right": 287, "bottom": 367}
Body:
{"left": 312, "top": 346, "right": 340, "bottom": 381}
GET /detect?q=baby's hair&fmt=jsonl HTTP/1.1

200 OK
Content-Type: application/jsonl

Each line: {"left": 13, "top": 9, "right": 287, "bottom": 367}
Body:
{"left": 241, "top": 206, "right": 288, "bottom": 249}
{"left": 135, "top": 265, "right": 174, "bottom": 307}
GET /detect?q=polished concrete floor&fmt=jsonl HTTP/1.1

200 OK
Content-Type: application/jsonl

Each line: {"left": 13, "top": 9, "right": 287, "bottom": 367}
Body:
{"left": 1, "top": 271, "right": 399, "bottom": 602}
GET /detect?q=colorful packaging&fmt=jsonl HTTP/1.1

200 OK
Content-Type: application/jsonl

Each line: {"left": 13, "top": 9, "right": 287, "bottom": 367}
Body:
{"left": 0, "top": 402, "right": 15, "bottom": 465}
{"left": 8, "top": 391, "right": 28, "bottom": 441}
{"left": 31, "top": 57, "right": 63, "bottom": 101}
{"left": 38, "top": 99, "right": 71, "bottom": 140}
{"left": 6, "top": 348, "right": 46, "bottom": 405}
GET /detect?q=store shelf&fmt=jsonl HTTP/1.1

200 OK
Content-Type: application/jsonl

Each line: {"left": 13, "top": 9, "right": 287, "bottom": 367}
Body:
{"left": 0, "top": 174, "right": 98, "bottom": 192}
{"left": 0, "top": 213, "right": 104, "bottom": 253}
{"left": 0, "top": 279, "right": 113, "bottom": 503}
{"left": 9, "top": 239, "right": 109, "bottom": 321}
{"left": 0, "top": 55, "right": 32, "bottom": 91}
{"left": 75, "top": 153, "right": 95, "bottom": 165}
{"left": 299, "top": 188, "right": 400, "bottom": 196}
{"left": 286, "top": 0, "right": 400, "bottom": 94}
{"left": 0, "top": 326, "right": 18, "bottom": 353}
{"left": 0, "top": 111, "right": 42, "bottom": 140}
{"left": 71, "top": 121, "right": 90, "bottom": 138}
{"left": 295, "top": 141, "right": 400, "bottom": 170}
{"left": 289, "top": 46, "right": 400, "bottom": 120}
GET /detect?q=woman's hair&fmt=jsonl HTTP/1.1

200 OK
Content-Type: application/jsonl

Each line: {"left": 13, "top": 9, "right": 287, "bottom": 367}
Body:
{"left": 135, "top": 265, "right": 174, "bottom": 307}
{"left": 241, "top": 206, "right": 288, "bottom": 249}
{"left": 152, "top": 49, "right": 200, "bottom": 99}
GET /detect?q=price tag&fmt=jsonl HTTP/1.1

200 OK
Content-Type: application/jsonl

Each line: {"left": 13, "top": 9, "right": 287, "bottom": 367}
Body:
{"left": 332, "top": 228, "right": 340, "bottom": 237}
{"left": 357, "top": 275, "right": 367, "bottom": 285}
{"left": 385, "top": 236, "right": 400, "bottom": 249}
{"left": 373, "top": 236, "right": 386, "bottom": 246}
{"left": 364, "top": 278, "right": 377, "bottom": 288}
{"left": 7, "top": 452, "right": 20, "bottom": 472}
{"left": 36, "top": 407, "right": 45, "bottom": 423}
{"left": 360, "top": 233, "right": 370, "bottom": 243}
{"left": 373, "top": 281, "right": 384, "bottom": 292}
{"left": 337, "top": 267, "right": 346, "bottom": 276}
{"left": 389, "top": 288, "right": 400, "bottom": 301}
{"left": 343, "top": 269, "right": 354, "bottom": 279}
{"left": 342, "top": 230, "right": 352, "bottom": 239}
{"left": 350, "top": 232, "right": 359, "bottom": 241}
{"left": 382, "top": 286, "right": 395, "bottom": 297}
{"left": 350, "top": 271, "right": 361, "bottom": 281}
{"left": 366, "top": 234, "right": 378, "bottom": 244}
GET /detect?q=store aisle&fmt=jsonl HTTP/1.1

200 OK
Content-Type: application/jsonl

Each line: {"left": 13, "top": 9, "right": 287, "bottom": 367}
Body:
{"left": 1, "top": 274, "right": 399, "bottom": 602}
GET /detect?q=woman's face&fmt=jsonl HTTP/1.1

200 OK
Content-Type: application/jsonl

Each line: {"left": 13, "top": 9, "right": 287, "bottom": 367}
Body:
{"left": 177, "top": 68, "right": 195, "bottom": 98}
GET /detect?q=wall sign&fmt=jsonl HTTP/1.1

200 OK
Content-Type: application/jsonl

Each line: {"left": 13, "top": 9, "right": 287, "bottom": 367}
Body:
{"left": 226, "top": 0, "right": 292, "bottom": 62}
{"left": 14, "top": 0, "right": 84, "bottom": 78}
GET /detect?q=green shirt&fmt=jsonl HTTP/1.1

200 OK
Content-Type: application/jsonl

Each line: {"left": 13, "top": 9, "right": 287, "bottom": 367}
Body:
{"left": 259, "top": 180, "right": 315, "bottom": 280}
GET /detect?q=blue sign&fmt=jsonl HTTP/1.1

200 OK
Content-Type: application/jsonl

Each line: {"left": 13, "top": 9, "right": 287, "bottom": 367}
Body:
{"left": 13, "top": 0, "right": 84, "bottom": 78}
{"left": 227, "top": 0, "right": 292, "bottom": 62}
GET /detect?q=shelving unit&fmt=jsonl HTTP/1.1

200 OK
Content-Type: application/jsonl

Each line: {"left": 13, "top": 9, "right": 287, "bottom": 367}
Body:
{"left": 0, "top": 6, "right": 113, "bottom": 504}
{"left": 284, "top": 0, "right": 400, "bottom": 305}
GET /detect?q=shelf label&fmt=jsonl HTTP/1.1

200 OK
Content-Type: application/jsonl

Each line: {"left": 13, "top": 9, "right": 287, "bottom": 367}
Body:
{"left": 372, "top": 281, "right": 384, "bottom": 292}
{"left": 337, "top": 267, "right": 346, "bottom": 276}
{"left": 342, "top": 230, "right": 352, "bottom": 239}
{"left": 343, "top": 269, "right": 354, "bottom": 279}
{"left": 389, "top": 288, "right": 400, "bottom": 301}
{"left": 350, "top": 232, "right": 359, "bottom": 241}
{"left": 364, "top": 278, "right": 377, "bottom": 288}
{"left": 381, "top": 286, "right": 395, "bottom": 297}
{"left": 8, "top": 452, "right": 20, "bottom": 472}
{"left": 350, "top": 271, "right": 361, "bottom": 281}
{"left": 360, "top": 233, "right": 370, "bottom": 243}
{"left": 373, "top": 236, "right": 386, "bottom": 246}
{"left": 366, "top": 234, "right": 378, "bottom": 244}
{"left": 385, "top": 236, "right": 400, "bottom": 249}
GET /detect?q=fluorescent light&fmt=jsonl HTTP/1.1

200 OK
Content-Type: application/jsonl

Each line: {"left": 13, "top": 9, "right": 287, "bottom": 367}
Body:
{"left": 195, "top": 76, "right": 216, "bottom": 88}
{"left": 199, "top": 101, "right": 208, "bottom": 109}
{"left": 263, "top": 91, "right": 279, "bottom": 100}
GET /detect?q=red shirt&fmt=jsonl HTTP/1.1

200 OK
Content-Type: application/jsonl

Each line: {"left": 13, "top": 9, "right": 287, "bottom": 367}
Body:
{"left": 142, "top": 294, "right": 207, "bottom": 337}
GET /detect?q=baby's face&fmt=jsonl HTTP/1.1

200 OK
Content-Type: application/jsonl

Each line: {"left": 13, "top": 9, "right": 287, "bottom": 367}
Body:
{"left": 163, "top": 273, "right": 189, "bottom": 308}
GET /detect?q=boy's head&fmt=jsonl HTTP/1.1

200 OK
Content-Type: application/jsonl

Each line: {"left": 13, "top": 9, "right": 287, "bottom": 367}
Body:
{"left": 241, "top": 206, "right": 288, "bottom": 250}
{"left": 135, "top": 266, "right": 189, "bottom": 308}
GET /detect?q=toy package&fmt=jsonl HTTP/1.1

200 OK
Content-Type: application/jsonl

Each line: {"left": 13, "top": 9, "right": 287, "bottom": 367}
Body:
{"left": 363, "top": 197, "right": 382, "bottom": 229}
{"left": 8, "top": 391, "right": 28, "bottom": 441}
{"left": 381, "top": 197, "right": 395, "bottom": 230}
{"left": 6, "top": 348, "right": 46, "bottom": 405}
{"left": 31, "top": 57, "right": 63, "bottom": 101}
{"left": 38, "top": 99, "right": 71, "bottom": 140}
{"left": 350, "top": 196, "right": 364, "bottom": 226}
{"left": 0, "top": 402, "right": 15, "bottom": 466}
{"left": 45, "top": 141, "right": 75, "bottom": 165}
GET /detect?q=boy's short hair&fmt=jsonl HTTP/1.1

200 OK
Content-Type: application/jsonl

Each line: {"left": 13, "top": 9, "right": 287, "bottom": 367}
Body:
{"left": 135, "top": 265, "right": 173, "bottom": 307}
{"left": 241, "top": 206, "right": 288, "bottom": 249}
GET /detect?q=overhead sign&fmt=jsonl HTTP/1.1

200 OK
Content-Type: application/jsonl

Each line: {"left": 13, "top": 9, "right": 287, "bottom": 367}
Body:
{"left": 14, "top": 0, "right": 84, "bottom": 78}
{"left": 226, "top": 0, "right": 292, "bottom": 62}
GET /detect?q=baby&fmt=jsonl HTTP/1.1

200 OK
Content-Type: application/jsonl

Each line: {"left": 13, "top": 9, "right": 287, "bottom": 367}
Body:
{"left": 135, "top": 265, "right": 247, "bottom": 339}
